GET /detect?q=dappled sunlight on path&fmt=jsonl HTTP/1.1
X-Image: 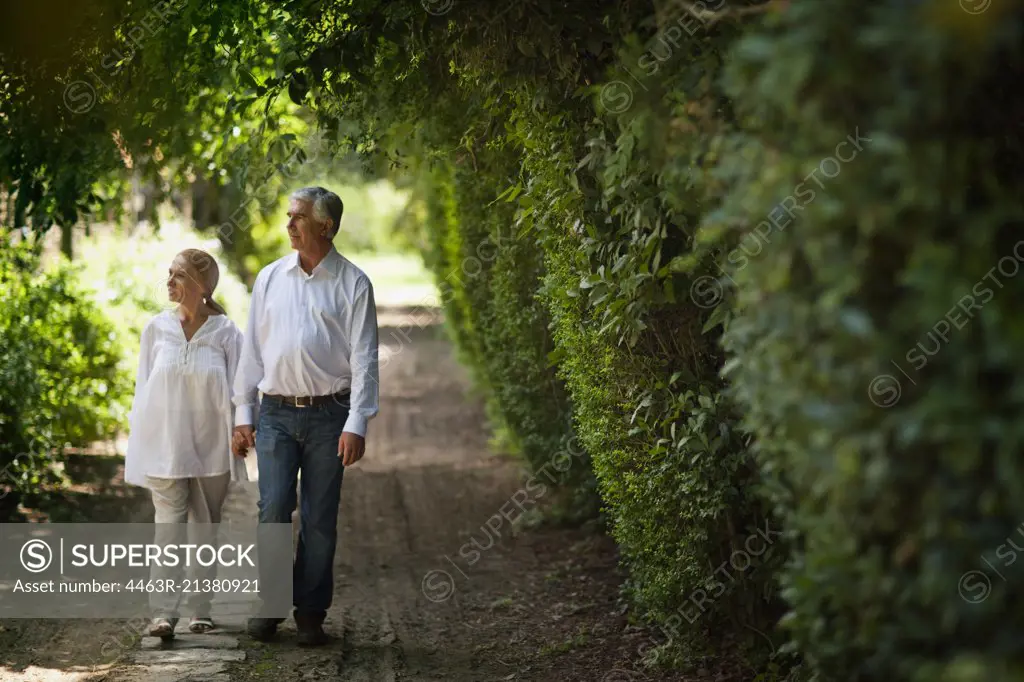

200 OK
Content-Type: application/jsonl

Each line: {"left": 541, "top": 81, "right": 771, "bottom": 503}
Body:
{"left": 0, "top": 664, "right": 108, "bottom": 681}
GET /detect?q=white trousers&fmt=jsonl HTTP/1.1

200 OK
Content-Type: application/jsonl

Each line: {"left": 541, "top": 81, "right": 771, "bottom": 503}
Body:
{"left": 147, "top": 473, "right": 231, "bottom": 618}
{"left": 147, "top": 473, "right": 230, "bottom": 523}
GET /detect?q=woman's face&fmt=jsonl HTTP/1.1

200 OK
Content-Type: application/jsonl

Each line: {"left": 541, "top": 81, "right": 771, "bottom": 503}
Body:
{"left": 166, "top": 255, "right": 204, "bottom": 304}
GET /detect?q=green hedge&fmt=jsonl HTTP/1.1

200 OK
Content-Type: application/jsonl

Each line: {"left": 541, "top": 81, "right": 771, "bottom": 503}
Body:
{"left": 503, "top": 75, "right": 778, "bottom": 661}
{"left": 419, "top": 149, "right": 591, "bottom": 503}
{"left": 708, "top": 2, "right": 1024, "bottom": 680}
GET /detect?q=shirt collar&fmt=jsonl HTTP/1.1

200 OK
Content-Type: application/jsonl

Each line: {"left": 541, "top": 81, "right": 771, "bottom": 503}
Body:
{"left": 286, "top": 246, "right": 342, "bottom": 278}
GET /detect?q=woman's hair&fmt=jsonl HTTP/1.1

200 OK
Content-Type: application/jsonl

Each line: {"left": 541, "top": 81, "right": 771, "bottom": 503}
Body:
{"left": 175, "top": 248, "right": 227, "bottom": 316}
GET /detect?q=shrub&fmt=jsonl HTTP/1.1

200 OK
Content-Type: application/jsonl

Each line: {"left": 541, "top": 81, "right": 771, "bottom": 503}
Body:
{"left": 0, "top": 231, "right": 130, "bottom": 519}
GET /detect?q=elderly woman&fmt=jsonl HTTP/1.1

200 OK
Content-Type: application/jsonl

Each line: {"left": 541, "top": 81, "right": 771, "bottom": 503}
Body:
{"left": 124, "top": 248, "right": 248, "bottom": 639}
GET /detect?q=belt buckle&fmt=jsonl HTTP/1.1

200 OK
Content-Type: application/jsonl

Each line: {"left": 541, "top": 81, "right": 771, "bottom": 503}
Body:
{"left": 294, "top": 396, "right": 312, "bottom": 408}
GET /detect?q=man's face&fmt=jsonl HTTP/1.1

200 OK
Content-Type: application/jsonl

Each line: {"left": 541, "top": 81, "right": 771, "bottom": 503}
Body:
{"left": 286, "top": 199, "right": 329, "bottom": 251}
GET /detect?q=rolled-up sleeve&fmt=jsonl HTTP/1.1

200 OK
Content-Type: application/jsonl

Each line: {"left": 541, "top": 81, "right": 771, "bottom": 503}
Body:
{"left": 343, "top": 279, "right": 379, "bottom": 437}
{"left": 232, "top": 276, "right": 265, "bottom": 426}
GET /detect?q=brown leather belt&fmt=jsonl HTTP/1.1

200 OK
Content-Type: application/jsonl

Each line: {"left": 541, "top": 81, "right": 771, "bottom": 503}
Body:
{"left": 263, "top": 390, "right": 350, "bottom": 408}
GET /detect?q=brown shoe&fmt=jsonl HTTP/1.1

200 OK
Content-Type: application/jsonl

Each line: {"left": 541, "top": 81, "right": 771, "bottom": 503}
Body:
{"left": 294, "top": 611, "right": 328, "bottom": 647}
{"left": 246, "top": 617, "right": 283, "bottom": 642}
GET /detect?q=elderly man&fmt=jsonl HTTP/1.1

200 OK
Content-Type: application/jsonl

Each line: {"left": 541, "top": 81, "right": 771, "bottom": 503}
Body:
{"left": 231, "top": 186, "right": 379, "bottom": 646}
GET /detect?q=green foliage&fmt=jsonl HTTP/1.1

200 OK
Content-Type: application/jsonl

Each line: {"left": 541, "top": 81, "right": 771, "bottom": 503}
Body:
{"left": 511, "top": 93, "right": 776, "bottom": 662}
{"left": 0, "top": 0, "right": 324, "bottom": 274}
{"left": 708, "top": 2, "right": 1024, "bottom": 680}
{"left": 418, "top": 148, "right": 590, "bottom": 505}
{"left": 422, "top": 160, "right": 484, "bottom": 382}
{"left": 0, "top": 231, "right": 130, "bottom": 518}
{"left": 6, "top": 0, "right": 1021, "bottom": 678}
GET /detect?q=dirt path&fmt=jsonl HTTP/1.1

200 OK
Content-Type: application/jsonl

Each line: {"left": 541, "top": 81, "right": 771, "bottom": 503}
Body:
{"left": 1, "top": 307, "right": 692, "bottom": 682}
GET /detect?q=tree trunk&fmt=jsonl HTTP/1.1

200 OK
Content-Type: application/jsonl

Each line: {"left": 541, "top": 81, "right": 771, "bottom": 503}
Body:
{"left": 60, "top": 222, "right": 72, "bottom": 260}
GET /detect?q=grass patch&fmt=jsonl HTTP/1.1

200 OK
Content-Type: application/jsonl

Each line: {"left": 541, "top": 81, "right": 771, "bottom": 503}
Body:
{"left": 538, "top": 627, "right": 591, "bottom": 656}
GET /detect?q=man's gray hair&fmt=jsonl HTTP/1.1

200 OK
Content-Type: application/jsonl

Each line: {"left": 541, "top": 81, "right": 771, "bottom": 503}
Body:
{"left": 290, "top": 186, "right": 344, "bottom": 238}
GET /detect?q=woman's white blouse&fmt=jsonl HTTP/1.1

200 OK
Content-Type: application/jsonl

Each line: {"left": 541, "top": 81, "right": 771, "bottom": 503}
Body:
{"left": 125, "top": 310, "right": 249, "bottom": 488}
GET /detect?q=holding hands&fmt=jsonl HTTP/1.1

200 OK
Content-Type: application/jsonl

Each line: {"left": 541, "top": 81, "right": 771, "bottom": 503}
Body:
{"left": 232, "top": 425, "right": 254, "bottom": 458}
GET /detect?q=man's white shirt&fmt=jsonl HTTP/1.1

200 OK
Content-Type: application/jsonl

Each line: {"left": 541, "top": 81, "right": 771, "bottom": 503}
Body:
{"left": 232, "top": 246, "right": 380, "bottom": 437}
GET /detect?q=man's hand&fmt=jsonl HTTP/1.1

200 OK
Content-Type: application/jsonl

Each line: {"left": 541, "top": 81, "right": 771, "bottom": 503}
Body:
{"left": 338, "top": 432, "right": 365, "bottom": 467}
{"left": 232, "top": 425, "right": 255, "bottom": 458}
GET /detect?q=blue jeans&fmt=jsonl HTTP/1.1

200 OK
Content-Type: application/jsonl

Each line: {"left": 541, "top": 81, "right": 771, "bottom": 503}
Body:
{"left": 255, "top": 395, "right": 348, "bottom": 617}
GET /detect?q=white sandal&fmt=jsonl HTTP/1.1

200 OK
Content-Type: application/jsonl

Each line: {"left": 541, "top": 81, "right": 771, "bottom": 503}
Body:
{"left": 189, "top": 617, "right": 215, "bottom": 633}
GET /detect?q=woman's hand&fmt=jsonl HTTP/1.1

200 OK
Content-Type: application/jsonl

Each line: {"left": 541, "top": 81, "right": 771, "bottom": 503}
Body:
{"left": 232, "top": 425, "right": 255, "bottom": 457}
